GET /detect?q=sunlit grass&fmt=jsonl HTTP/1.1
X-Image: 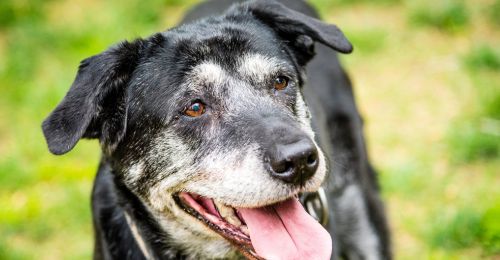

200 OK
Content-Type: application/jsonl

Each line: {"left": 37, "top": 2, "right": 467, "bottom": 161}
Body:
{"left": 408, "top": 0, "right": 469, "bottom": 32}
{"left": 464, "top": 45, "right": 500, "bottom": 71}
{"left": 488, "top": 0, "right": 500, "bottom": 27}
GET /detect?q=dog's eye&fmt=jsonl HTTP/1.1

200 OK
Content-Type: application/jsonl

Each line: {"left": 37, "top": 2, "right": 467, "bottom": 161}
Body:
{"left": 274, "top": 76, "right": 289, "bottom": 91}
{"left": 185, "top": 102, "right": 205, "bottom": 117}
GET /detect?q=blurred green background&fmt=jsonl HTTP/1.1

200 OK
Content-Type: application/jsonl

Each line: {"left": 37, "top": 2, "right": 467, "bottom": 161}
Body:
{"left": 0, "top": 0, "right": 499, "bottom": 259}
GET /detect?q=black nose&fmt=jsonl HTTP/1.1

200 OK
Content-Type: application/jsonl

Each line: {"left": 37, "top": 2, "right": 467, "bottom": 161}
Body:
{"left": 265, "top": 139, "right": 319, "bottom": 185}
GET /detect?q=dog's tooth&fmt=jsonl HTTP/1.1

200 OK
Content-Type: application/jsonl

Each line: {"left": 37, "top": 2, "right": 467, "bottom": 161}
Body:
{"left": 225, "top": 214, "right": 242, "bottom": 227}
{"left": 214, "top": 201, "right": 229, "bottom": 214}
{"left": 214, "top": 201, "right": 227, "bottom": 214}
{"left": 240, "top": 225, "right": 249, "bottom": 236}
{"left": 215, "top": 201, "right": 242, "bottom": 226}
{"left": 214, "top": 201, "right": 225, "bottom": 216}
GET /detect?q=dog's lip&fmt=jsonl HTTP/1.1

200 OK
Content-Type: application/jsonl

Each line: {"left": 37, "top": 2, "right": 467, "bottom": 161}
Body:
{"left": 173, "top": 192, "right": 264, "bottom": 260}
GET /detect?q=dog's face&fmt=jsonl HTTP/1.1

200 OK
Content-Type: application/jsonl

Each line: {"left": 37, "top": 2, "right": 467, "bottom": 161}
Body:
{"left": 119, "top": 23, "right": 329, "bottom": 259}
{"left": 42, "top": 1, "right": 352, "bottom": 259}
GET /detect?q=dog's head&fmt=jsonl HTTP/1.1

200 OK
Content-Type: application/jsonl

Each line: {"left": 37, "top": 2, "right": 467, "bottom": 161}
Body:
{"left": 42, "top": 1, "right": 352, "bottom": 258}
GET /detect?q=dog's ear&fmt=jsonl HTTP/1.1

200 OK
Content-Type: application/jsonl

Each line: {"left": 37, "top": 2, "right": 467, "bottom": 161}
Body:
{"left": 42, "top": 39, "right": 145, "bottom": 155}
{"left": 242, "top": 0, "right": 352, "bottom": 64}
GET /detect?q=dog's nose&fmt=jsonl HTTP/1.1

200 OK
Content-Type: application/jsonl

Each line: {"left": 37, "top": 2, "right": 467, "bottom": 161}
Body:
{"left": 266, "top": 139, "right": 319, "bottom": 185}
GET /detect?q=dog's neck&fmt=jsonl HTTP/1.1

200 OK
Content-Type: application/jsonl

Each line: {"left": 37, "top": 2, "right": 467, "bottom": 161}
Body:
{"left": 92, "top": 161, "right": 188, "bottom": 260}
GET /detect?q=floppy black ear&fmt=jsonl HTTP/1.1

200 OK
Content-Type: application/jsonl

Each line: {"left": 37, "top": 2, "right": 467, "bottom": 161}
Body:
{"left": 241, "top": 0, "right": 352, "bottom": 63}
{"left": 42, "top": 39, "right": 145, "bottom": 155}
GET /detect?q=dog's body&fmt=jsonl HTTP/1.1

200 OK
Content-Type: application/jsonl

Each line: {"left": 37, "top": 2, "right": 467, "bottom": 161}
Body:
{"left": 43, "top": 0, "right": 390, "bottom": 259}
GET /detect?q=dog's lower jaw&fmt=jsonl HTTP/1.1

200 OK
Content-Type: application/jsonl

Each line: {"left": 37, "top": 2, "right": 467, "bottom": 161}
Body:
{"left": 172, "top": 231, "right": 240, "bottom": 260}
{"left": 161, "top": 218, "right": 242, "bottom": 259}
{"left": 146, "top": 196, "right": 243, "bottom": 259}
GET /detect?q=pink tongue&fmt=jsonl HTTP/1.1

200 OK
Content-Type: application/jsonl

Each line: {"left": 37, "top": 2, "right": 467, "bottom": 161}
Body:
{"left": 238, "top": 198, "right": 332, "bottom": 260}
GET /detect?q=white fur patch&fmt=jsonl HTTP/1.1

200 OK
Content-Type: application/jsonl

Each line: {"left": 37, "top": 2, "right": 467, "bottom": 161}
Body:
{"left": 125, "top": 161, "right": 145, "bottom": 184}
{"left": 146, "top": 130, "right": 196, "bottom": 212}
{"left": 238, "top": 53, "right": 286, "bottom": 81}
{"left": 189, "top": 61, "right": 227, "bottom": 87}
{"left": 158, "top": 214, "right": 236, "bottom": 259}
{"left": 295, "top": 89, "right": 315, "bottom": 137}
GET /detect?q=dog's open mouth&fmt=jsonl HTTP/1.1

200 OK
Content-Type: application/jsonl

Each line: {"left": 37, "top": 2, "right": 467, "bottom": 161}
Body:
{"left": 174, "top": 192, "right": 332, "bottom": 260}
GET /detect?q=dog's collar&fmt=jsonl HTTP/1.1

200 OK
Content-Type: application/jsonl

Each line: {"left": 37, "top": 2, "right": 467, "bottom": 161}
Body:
{"left": 300, "top": 187, "right": 329, "bottom": 227}
{"left": 124, "top": 212, "right": 155, "bottom": 260}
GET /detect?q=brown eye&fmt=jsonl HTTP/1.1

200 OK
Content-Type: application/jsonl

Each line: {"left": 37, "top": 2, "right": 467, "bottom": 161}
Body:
{"left": 274, "top": 76, "right": 289, "bottom": 90}
{"left": 185, "top": 101, "right": 205, "bottom": 117}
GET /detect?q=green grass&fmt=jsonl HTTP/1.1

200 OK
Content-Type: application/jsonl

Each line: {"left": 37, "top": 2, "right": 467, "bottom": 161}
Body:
{"left": 428, "top": 207, "right": 483, "bottom": 250}
{"left": 427, "top": 196, "right": 500, "bottom": 255}
{"left": 447, "top": 43, "right": 500, "bottom": 163}
{"left": 344, "top": 29, "right": 388, "bottom": 55}
{"left": 481, "top": 204, "right": 500, "bottom": 254}
{"left": 464, "top": 45, "right": 500, "bottom": 71}
{"left": 488, "top": 0, "right": 500, "bottom": 27}
{"left": 408, "top": 0, "right": 469, "bottom": 32}
{"left": 448, "top": 121, "right": 500, "bottom": 163}
{"left": 1, "top": 0, "right": 499, "bottom": 259}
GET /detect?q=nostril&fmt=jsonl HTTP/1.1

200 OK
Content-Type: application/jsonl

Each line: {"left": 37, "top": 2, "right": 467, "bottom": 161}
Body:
{"left": 306, "top": 153, "right": 317, "bottom": 166}
{"left": 271, "top": 159, "right": 293, "bottom": 174}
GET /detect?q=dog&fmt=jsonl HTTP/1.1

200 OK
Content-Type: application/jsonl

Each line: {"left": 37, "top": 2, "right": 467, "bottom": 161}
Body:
{"left": 42, "top": 0, "right": 391, "bottom": 259}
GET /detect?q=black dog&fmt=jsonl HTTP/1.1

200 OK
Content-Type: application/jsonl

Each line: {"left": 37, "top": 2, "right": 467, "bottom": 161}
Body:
{"left": 42, "top": 0, "right": 390, "bottom": 259}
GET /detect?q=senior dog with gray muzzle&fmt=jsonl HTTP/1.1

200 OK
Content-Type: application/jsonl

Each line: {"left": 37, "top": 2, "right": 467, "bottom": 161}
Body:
{"left": 42, "top": 0, "right": 391, "bottom": 259}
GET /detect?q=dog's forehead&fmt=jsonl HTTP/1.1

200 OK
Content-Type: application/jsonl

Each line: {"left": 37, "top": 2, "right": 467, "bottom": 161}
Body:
{"left": 157, "top": 19, "right": 298, "bottom": 93}
{"left": 163, "top": 17, "right": 293, "bottom": 69}
{"left": 127, "top": 18, "right": 299, "bottom": 122}
{"left": 188, "top": 53, "right": 290, "bottom": 87}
